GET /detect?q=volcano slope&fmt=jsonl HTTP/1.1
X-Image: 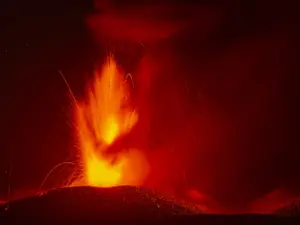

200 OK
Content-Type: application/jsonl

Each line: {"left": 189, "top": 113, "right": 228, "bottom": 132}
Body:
{"left": 275, "top": 200, "right": 300, "bottom": 216}
{"left": 0, "top": 186, "right": 198, "bottom": 223}
{"left": 0, "top": 186, "right": 300, "bottom": 225}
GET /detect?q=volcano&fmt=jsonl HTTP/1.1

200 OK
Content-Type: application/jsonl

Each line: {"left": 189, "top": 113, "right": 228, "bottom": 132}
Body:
{"left": 1, "top": 186, "right": 300, "bottom": 225}
{"left": 0, "top": 186, "right": 198, "bottom": 224}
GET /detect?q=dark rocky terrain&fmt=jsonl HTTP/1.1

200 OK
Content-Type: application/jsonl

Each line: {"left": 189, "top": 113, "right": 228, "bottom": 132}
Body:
{"left": 0, "top": 186, "right": 300, "bottom": 225}
{"left": 274, "top": 201, "right": 300, "bottom": 216}
{"left": 0, "top": 186, "right": 197, "bottom": 223}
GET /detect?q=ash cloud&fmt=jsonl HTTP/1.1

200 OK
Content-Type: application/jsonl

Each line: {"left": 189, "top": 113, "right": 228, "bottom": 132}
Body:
{"left": 88, "top": 0, "right": 299, "bottom": 212}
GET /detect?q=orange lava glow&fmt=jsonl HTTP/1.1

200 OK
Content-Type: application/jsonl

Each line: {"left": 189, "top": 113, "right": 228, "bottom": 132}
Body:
{"left": 74, "top": 55, "right": 148, "bottom": 187}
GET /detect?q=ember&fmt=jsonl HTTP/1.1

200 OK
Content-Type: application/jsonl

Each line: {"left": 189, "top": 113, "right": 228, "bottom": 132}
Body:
{"left": 72, "top": 55, "right": 149, "bottom": 187}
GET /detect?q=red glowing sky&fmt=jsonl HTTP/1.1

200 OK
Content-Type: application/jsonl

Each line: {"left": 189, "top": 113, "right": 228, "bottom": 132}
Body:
{"left": 1, "top": 0, "right": 299, "bottom": 213}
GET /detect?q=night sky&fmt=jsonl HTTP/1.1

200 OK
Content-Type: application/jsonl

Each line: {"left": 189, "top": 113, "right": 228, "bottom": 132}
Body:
{"left": 1, "top": 0, "right": 300, "bottom": 211}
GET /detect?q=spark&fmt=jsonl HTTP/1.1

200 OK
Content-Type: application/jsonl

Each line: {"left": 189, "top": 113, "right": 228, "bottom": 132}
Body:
{"left": 58, "top": 70, "right": 79, "bottom": 108}
{"left": 58, "top": 69, "right": 83, "bottom": 136}
{"left": 36, "top": 162, "right": 76, "bottom": 194}
{"left": 124, "top": 73, "right": 135, "bottom": 88}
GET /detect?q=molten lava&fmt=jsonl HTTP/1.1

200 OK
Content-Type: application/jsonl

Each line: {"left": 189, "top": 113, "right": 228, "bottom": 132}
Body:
{"left": 74, "top": 55, "right": 148, "bottom": 187}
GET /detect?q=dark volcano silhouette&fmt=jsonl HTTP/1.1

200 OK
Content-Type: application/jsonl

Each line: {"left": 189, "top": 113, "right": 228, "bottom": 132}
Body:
{"left": 1, "top": 186, "right": 300, "bottom": 225}
{"left": 0, "top": 186, "right": 198, "bottom": 223}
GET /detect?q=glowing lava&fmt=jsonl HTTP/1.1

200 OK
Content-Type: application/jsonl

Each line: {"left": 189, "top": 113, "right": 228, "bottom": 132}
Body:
{"left": 75, "top": 55, "right": 148, "bottom": 187}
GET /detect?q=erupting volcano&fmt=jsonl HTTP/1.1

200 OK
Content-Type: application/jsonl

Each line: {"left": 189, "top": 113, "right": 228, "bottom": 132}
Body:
{"left": 73, "top": 55, "right": 149, "bottom": 187}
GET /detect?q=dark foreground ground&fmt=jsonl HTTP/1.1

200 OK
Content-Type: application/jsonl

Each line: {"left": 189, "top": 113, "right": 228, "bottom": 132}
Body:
{"left": 0, "top": 186, "right": 299, "bottom": 225}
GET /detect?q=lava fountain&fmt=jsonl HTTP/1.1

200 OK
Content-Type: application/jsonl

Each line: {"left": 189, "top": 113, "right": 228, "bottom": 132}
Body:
{"left": 73, "top": 55, "right": 149, "bottom": 187}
